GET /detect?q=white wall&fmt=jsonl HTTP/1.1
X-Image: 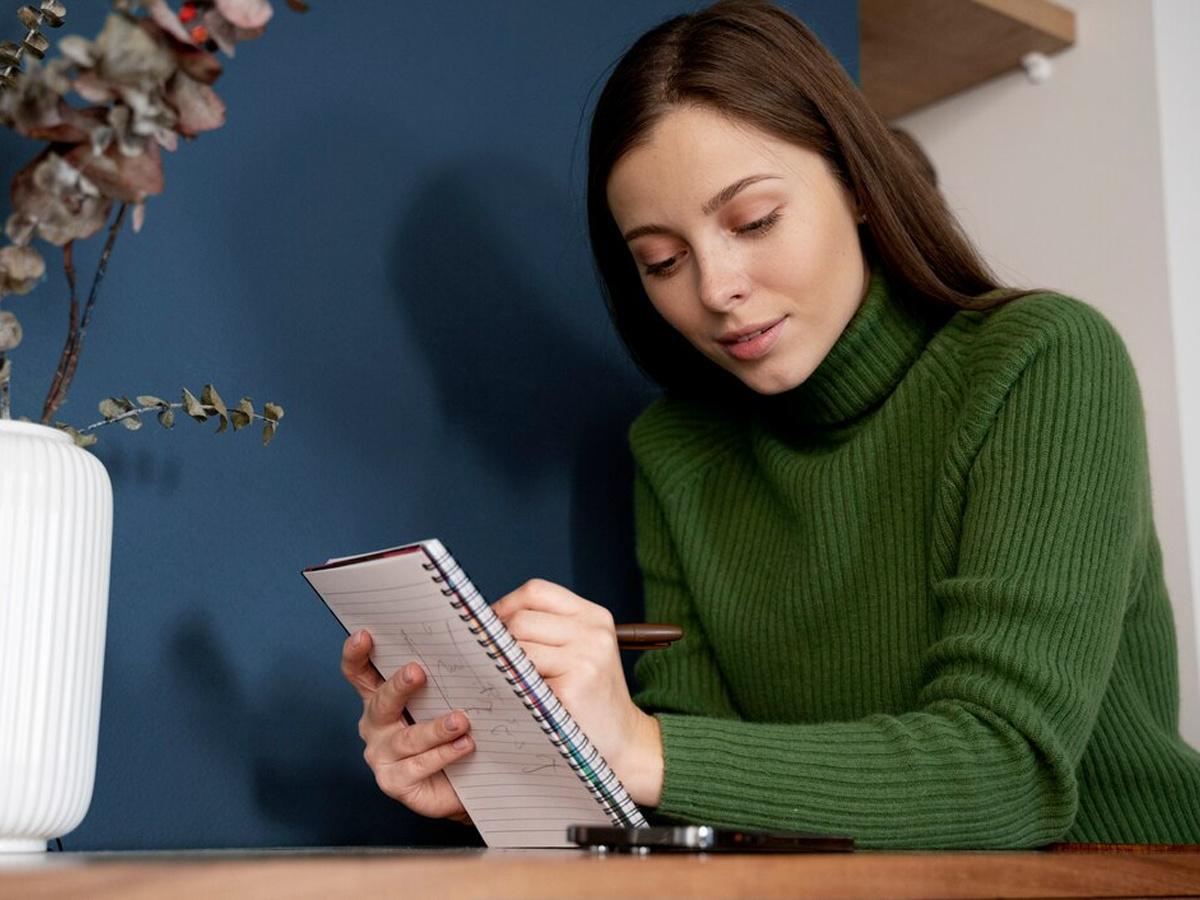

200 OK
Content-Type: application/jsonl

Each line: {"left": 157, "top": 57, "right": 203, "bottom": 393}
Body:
{"left": 1153, "top": 0, "right": 1200, "bottom": 747}
{"left": 894, "top": 0, "right": 1199, "bottom": 745}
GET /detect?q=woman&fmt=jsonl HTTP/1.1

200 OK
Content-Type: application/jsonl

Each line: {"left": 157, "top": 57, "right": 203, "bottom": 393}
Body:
{"left": 341, "top": 0, "right": 1200, "bottom": 846}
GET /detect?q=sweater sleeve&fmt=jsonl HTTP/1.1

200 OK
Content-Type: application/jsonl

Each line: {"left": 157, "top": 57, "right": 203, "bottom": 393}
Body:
{"left": 642, "top": 315, "right": 1147, "bottom": 848}
{"left": 631, "top": 467, "right": 739, "bottom": 720}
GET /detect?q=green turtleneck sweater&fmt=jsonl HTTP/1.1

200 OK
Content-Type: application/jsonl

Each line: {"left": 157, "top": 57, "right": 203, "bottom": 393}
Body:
{"left": 628, "top": 270, "right": 1200, "bottom": 848}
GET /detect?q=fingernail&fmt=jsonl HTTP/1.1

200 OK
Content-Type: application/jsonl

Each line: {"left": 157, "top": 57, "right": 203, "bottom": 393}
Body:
{"left": 443, "top": 713, "right": 461, "bottom": 732}
{"left": 351, "top": 631, "right": 364, "bottom": 647}
{"left": 401, "top": 665, "right": 415, "bottom": 684}
{"left": 452, "top": 735, "right": 471, "bottom": 750}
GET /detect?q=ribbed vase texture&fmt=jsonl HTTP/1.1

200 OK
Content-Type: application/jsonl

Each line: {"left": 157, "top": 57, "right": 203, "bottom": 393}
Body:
{"left": 0, "top": 421, "right": 112, "bottom": 853}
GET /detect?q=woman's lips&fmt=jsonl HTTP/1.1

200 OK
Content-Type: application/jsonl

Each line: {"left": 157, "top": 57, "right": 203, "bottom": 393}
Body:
{"left": 719, "top": 318, "right": 785, "bottom": 361}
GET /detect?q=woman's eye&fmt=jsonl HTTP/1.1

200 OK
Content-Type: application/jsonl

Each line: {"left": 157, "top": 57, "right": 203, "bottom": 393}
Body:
{"left": 734, "top": 209, "right": 781, "bottom": 235}
{"left": 644, "top": 254, "right": 682, "bottom": 279}
{"left": 640, "top": 210, "right": 780, "bottom": 280}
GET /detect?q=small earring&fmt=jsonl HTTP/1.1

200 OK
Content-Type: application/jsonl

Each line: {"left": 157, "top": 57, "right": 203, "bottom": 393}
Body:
{"left": 856, "top": 213, "right": 867, "bottom": 225}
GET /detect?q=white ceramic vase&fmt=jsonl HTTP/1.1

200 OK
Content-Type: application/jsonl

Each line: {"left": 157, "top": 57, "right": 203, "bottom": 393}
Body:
{"left": 0, "top": 420, "right": 112, "bottom": 853}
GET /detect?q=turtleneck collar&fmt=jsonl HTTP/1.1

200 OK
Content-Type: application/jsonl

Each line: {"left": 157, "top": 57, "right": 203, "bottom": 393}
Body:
{"left": 760, "top": 268, "right": 942, "bottom": 429}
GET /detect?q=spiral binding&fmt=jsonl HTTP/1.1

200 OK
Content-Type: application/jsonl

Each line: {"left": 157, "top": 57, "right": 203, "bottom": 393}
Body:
{"left": 422, "top": 547, "right": 646, "bottom": 828}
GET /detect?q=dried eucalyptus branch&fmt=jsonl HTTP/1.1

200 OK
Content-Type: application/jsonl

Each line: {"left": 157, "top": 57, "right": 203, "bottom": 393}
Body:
{"left": 0, "top": 0, "right": 307, "bottom": 436}
{"left": 0, "top": 355, "right": 11, "bottom": 417}
{"left": 41, "top": 202, "right": 128, "bottom": 423}
{"left": 58, "top": 383, "right": 284, "bottom": 447}
{"left": 0, "top": 312, "right": 19, "bottom": 417}
{"left": 0, "top": 1, "right": 66, "bottom": 89}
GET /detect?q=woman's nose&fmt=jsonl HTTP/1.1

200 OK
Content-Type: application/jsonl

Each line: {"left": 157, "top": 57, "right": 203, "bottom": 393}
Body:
{"left": 695, "top": 250, "right": 750, "bottom": 313}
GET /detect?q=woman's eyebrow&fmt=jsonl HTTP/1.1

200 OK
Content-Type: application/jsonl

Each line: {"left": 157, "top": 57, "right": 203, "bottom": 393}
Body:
{"left": 701, "top": 173, "right": 781, "bottom": 215}
{"left": 622, "top": 173, "right": 782, "bottom": 242}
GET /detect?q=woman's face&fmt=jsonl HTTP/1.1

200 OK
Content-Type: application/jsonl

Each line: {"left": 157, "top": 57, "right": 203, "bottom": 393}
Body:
{"left": 606, "top": 105, "right": 871, "bottom": 395}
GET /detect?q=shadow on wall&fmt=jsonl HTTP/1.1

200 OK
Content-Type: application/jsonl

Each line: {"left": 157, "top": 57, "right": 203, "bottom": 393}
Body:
{"left": 208, "top": 156, "right": 658, "bottom": 841}
{"left": 388, "top": 159, "right": 655, "bottom": 623}
{"left": 170, "top": 612, "right": 477, "bottom": 846}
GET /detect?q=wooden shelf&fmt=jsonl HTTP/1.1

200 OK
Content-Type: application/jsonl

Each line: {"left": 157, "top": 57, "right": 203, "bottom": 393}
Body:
{"left": 860, "top": 0, "right": 1076, "bottom": 121}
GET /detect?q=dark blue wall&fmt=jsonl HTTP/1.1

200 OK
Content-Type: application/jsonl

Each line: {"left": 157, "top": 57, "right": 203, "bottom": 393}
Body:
{"left": 0, "top": 1, "right": 857, "bottom": 849}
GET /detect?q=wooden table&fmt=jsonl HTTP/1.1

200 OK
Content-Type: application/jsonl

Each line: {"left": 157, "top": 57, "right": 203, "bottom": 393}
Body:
{"left": 2, "top": 847, "right": 1199, "bottom": 899}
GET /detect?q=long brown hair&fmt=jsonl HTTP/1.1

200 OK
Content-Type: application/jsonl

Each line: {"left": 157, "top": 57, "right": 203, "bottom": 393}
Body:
{"left": 586, "top": 0, "right": 1038, "bottom": 396}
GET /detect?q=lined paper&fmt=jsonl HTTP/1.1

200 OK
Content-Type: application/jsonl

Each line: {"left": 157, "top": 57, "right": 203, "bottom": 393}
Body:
{"left": 304, "top": 543, "right": 622, "bottom": 848}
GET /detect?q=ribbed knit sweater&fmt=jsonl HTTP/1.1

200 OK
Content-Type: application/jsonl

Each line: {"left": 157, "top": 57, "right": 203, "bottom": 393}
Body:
{"left": 628, "top": 269, "right": 1200, "bottom": 848}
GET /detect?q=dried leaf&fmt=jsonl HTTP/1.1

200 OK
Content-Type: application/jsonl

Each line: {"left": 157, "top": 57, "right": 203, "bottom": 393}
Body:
{"left": 56, "top": 423, "right": 98, "bottom": 448}
{"left": 214, "top": 0, "right": 274, "bottom": 30}
{"left": 38, "top": 1, "right": 66, "bottom": 28}
{"left": 65, "top": 139, "right": 164, "bottom": 203}
{"left": 0, "top": 310, "right": 22, "bottom": 351}
{"left": 201, "top": 383, "right": 227, "bottom": 419}
{"left": 98, "top": 396, "right": 124, "bottom": 420}
{"left": 72, "top": 71, "right": 118, "bottom": 103}
{"left": 182, "top": 386, "right": 207, "bottom": 421}
{"left": 18, "top": 7, "right": 42, "bottom": 31}
{"left": 263, "top": 402, "right": 283, "bottom": 423}
{"left": 0, "top": 244, "right": 46, "bottom": 297}
{"left": 169, "top": 42, "right": 223, "bottom": 85}
{"left": 157, "top": 407, "right": 175, "bottom": 428}
{"left": 9, "top": 150, "right": 111, "bottom": 246}
{"left": 285, "top": 0, "right": 311, "bottom": 11}
{"left": 58, "top": 35, "right": 95, "bottom": 67}
{"left": 202, "top": 383, "right": 228, "bottom": 433}
{"left": 132, "top": 201, "right": 146, "bottom": 233}
{"left": 136, "top": 394, "right": 168, "bottom": 408}
{"left": 0, "top": 40, "right": 21, "bottom": 66}
{"left": 119, "top": 411, "right": 143, "bottom": 430}
{"left": 91, "top": 13, "right": 177, "bottom": 85}
{"left": 22, "top": 31, "right": 50, "bottom": 59}
{"left": 146, "top": 0, "right": 194, "bottom": 45}
{"left": 229, "top": 395, "right": 253, "bottom": 430}
{"left": 262, "top": 420, "right": 276, "bottom": 447}
{"left": 201, "top": 9, "right": 236, "bottom": 56}
{"left": 165, "top": 70, "right": 225, "bottom": 136}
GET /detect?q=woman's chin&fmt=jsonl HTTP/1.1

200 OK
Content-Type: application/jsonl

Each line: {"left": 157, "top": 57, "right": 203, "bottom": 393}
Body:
{"left": 737, "top": 367, "right": 807, "bottom": 396}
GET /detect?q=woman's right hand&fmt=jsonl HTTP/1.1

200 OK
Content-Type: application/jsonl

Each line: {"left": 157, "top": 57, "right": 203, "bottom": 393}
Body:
{"left": 340, "top": 629, "right": 475, "bottom": 824}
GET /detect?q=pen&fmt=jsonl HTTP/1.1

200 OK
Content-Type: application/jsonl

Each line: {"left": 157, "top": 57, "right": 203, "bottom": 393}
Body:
{"left": 615, "top": 623, "right": 683, "bottom": 650}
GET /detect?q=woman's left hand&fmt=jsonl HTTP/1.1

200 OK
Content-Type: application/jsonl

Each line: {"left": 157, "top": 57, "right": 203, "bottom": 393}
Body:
{"left": 492, "top": 579, "right": 663, "bottom": 807}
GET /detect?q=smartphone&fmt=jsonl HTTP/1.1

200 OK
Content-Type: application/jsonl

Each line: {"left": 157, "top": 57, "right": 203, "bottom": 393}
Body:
{"left": 567, "top": 824, "right": 854, "bottom": 853}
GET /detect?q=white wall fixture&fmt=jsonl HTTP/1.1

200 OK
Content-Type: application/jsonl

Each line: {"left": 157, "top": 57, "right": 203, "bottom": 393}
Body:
{"left": 0, "top": 420, "right": 112, "bottom": 853}
{"left": 1021, "top": 51, "right": 1054, "bottom": 83}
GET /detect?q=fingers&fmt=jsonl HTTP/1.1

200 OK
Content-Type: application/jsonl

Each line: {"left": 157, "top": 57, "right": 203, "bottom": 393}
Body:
{"left": 517, "top": 641, "right": 571, "bottom": 679}
{"left": 366, "top": 662, "right": 424, "bottom": 727}
{"left": 493, "top": 578, "right": 579, "bottom": 619}
{"left": 366, "top": 713, "right": 477, "bottom": 818}
{"left": 368, "top": 711, "right": 474, "bottom": 783}
{"left": 398, "top": 731, "right": 476, "bottom": 783}
{"left": 493, "top": 578, "right": 610, "bottom": 624}
{"left": 341, "top": 630, "right": 384, "bottom": 699}
{"left": 389, "top": 709, "right": 474, "bottom": 761}
{"left": 503, "top": 608, "right": 575, "bottom": 646}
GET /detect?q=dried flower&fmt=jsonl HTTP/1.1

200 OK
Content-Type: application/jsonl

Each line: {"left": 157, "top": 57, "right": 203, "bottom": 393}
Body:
{"left": 0, "top": 309, "right": 23, "bottom": 349}
{"left": 0, "top": 244, "right": 46, "bottom": 297}
{"left": 6, "top": 149, "right": 111, "bottom": 246}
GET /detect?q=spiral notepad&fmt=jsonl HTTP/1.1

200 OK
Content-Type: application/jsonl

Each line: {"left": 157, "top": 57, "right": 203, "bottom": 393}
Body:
{"left": 302, "top": 539, "right": 647, "bottom": 848}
